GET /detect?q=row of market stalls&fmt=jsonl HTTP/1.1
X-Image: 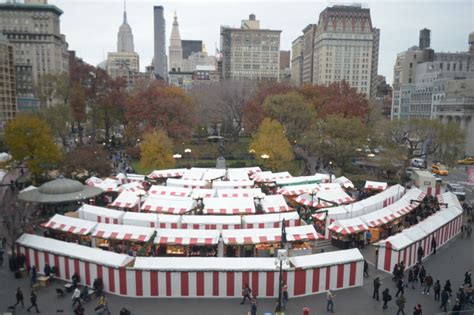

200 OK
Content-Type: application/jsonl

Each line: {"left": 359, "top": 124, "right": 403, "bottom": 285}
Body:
{"left": 16, "top": 233, "right": 364, "bottom": 298}
{"left": 375, "top": 192, "right": 463, "bottom": 273}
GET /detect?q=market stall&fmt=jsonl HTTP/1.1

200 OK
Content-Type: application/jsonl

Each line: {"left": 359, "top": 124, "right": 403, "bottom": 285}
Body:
{"left": 364, "top": 181, "right": 388, "bottom": 191}
{"left": 275, "top": 175, "right": 324, "bottom": 187}
{"left": 242, "top": 211, "right": 301, "bottom": 229}
{"left": 154, "top": 228, "right": 220, "bottom": 257}
{"left": 276, "top": 183, "right": 320, "bottom": 197}
{"left": 216, "top": 188, "right": 262, "bottom": 198}
{"left": 42, "top": 214, "right": 97, "bottom": 246}
{"left": 259, "top": 194, "right": 291, "bottom": 213}
{"left": 91, "top": 223, "right": 155, "bottom": 255}
{"left": 141, "top": 196, "right": 195, "bottom": 214}
{"left": 181, "top": 215, "right": 241, "bottom": 230}
{"left": 148, "top": 185, "right": 191, "bottom": 197}
{"left": 295, "top": 185, "right": 353, "bottom": 208}
{"left": 202, "top": 197, "right": 256, "bottom": 215}
{"left": 115, "top": 181, "right": 145, "bottom": 193}
{"left": 157, "top": 214, "right": 181, "bottom": 229}
{"left": 360, "top": 207, "right": 404, "bottom": 243}
{"left": 181, "top": 168, "right": 208, "bottom": 180}
{"left": 327, "top": 218, "right": 369, "bottom": 249}
{"left": 253, "top": 171, "right": 292, "bottom": 183}
{"left": 166, "top": 178, "right": 209, "bottom": 189}
{"left": 226, "top": 168, "right": 251, "bottom": 181}
{"left": 201, "top": 169, "right": 227, "bottom": 181}
{"left": 123, "top": 212, "right": 158, "bottom": 228}
{"left": 334, "top": 176, "right": 355, "bottom": 189}
{"left": 77, "top": 204, "right": 124, "bottom": 224}
{"left": 190, "top": 188, "right": 216, "bottom": 198}
{"left": 109, "top": 190, "right": 146, "bottom": 210}
{"left": 147, "top": 169, "right": 186, "bottom": 180}
{"left": 213, "top": 180, "right": 254, "bottom": 190}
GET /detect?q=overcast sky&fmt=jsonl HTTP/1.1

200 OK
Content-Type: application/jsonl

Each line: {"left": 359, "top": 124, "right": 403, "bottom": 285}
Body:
{"left": 50, "top": 0, "right": 473, "bottom": 83}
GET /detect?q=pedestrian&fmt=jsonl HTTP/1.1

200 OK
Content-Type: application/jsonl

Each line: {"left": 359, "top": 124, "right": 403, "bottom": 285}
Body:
{"left": 382, "top": 288, "right": 391, "bottom": 309}
{"left": 30, "top": 265, "right": 37, "bottom": 287}
{"left": 27, "top": 291, "right": 40, "bottom": 313}
{"left": 396, "top": 294, "right": 406, "bottom": 315}
{"left": 467, "top": 225, "right": 472, "bottom": 239}
{"left": 440, "top": 289, "right": 449, "bottom": 312}
{"left": 0, "top": 246, "right": 4, "bottom": 267}
{"left": 326, "top": 289, "right": 335, "bottom": 313}
{"left": 250, "top": 298, "right": 257, "bottom": 315}
{"left": 240, "top": 283, "right": 252, "bottom": 304}
{"left": 399, "top": 261, "right": 406, "bottom": 278}
{"left": 393, "top": 263, "right": 400, "bottom": 281}
{"left": 434, "top": 280, "right": 441, "bottom": 301}
{"left": 364, "top": 260, "right": 369, "bottom": 277}
{"left": 282, "top": 284, "right": 289, "bottom": 310}
{"left": 43, "top": 263, "right": 51, "bottom": 278}
{"left": 461, "top": 225, "right": 465, "bottom": 238}
{"left": 408, "top": 270, "right": 416, "bottom": 289}
{"left": 423, "top": 274, "right": 433, "bottom": 295}
{"left": 72, "top": 287, "right": 81, "bottom": 307}
{"left": 12, "top": 287, "right": 24, "bottom": 308}
{"left": 456, "top": 287, "right": 466, "bottom": 310}
{"left": 418, "top": 266, "right": 426, "bottom": 286}
{"left": 366, "top": 230, "right": 372, "bottom": 245}
{"left": 98, "top": 295, "right": 111, "bottom": 315}
{"left": 431, "top": 237, "right": 437, "bottom": 254}
{"left": 396, "top": 278, "right": 405, "bottom": 297}
{"left": 413, "top": 303, "right": 422, "bottom": 315}
{"left": 464, "top": 271, "right": 472, "bottom": 287}
{"left": 451, "top": 298, "right": 461, "bottom": 314}
{"left": 413, "top": 264, "right": 420, "bottom": 283}
{"left": 71, "top": 272, "right": 80, "bottom": 288}
{"left": 74, "top": 304, "right": 85, "bottom": 315}
{"left": 417, "top": 245, "right": 424, "bottom": 264}
{"left": 373, "top": 277, "right": 381, "bottom": 301}
{"left": 444, "top": 279, "right": 452, "bottom": 296}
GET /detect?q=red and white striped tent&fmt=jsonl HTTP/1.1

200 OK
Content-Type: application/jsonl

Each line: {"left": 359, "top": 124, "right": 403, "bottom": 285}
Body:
{"left": 157, "top": 214, "right": 181, "bottom": 229}
{"left": 275, "top": 175, "right": 325, "bottom": 187}
{"left": 375, "top": 202, "right": 462, "bottom": 273}
{"left": 181, "top": 215, "right": 241, "bottom": 230}
{"left": 295, "top": 185, "right": 353, "bottom": 208}
{"left": 77, "top": 204, "right": 124, "bottom": 224}
{"left": 276, "top": 183, "right": 320, "bottom": 196}
{"left": 109, "top": 190, "right": 146, "bottom": 209}
{"left": 334, "top": 176, "right": 355, "bottom": 189}
{"left": 242, "top": 212, "right": 301, "bottom": 229}
{"left": 190, "top": 188, "right": 216, "bottom": 198}
{"left": 86, "top": 176, "right": 103, "bottom": 186}
{"left": 437, "top": 191, "right": 463, "bottom": 210}
{"left": 202, "top": 197, "right": 256, "bottom": 215}
{"left": 167, "top": 178, "right": 209, "bottom": 189}
{"left": 226, "top": 168, "right": 251, "bottom": 181}
{"left": 384, "top": 188, "right": 426, "bottom": 217}
{"left": 213, "top": 180, "right": 254, "bottom": 190}
{"left": 91, "top": 223, "right": 155, "bottom": 243}
{"left": 154, "top": 228, "right": 220, "bottom": 246}
{"left": 260, "top": 194, "right": 291, "bottom": 213}
{"left": 148, "top": 185, "right": 192, "bottom": 197}
{"left": 42, "top": 214, "right": 97, "bottom": 235}
{"left": 141, "top": 196, "right": 195, "bottom": 214}
{"left": 222, "top": 224, "right": 320, "bottom": 245}
{"left": 125, "top": 173, "right": 146, "bottom": 183}
{"left": 359, "top": 207, "right": 403, "bottom": 228}
{"left": 202, "top": 169, "right": 227, "bottom": 181}
{"left": 122, "top": 212, "right": 158, "bottom": 228}
{"left": 147, "top": 168, "right": 186, "bottom": 179}
{"left": 116, "top": 181, "right": 145, "bottom": 193}
{"left": 364, "top": 181, "right": 388, "bottom": 191}
{"left": 328, "top": 217, "right": 369, "bottom": 235}
{"left": 96, "top": 179, "right": 119, "bottom": 192}
{"left": 216, "top": 188, "right": 262, "bottom": 198}
{"left": 181, "top": 168, "right": 207, "bottom": 180}
{"left": 253, "top": 171, "right": 292, "bottom": 183}
{"left": 244, "top": 166, "right": 261, "bottom": 176}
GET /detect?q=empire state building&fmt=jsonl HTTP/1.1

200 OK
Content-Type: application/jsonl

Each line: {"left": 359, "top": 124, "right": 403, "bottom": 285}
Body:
{"left": 117, "top": 4, "right": 134, "bottom": 53}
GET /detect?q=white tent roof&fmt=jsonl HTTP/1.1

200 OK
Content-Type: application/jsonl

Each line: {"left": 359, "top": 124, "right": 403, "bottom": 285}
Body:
{"left": 148, "top": 168, "right": 186, "bottom": 179}
{"left": 242, "top": 211, "right": 300, "bottom": 225}
{"left": 360, "top": 207, "right": 402, "bottom": 227}
{"left": 365, "top": 180, "right": 388, "bottom": 190}
{"left": 109, "top": 190, "right": 144, "bottom": 208}
{"left": 85, "top": 176, "right": 103, "bottom": 186}
{"left": 202, "top": 197, "right": 256, "bottom": 215}
{"left": 122, "top": 212, "right": 158, "bottom": 227}
{"left": 78, "top": 204, "right": 125, "bottom": 221}
{"left": 141, "top": 196, "right": 195, "bottom": 214}
{"left": 276, "top": 183, "right": 320, "bottom": 196}
{"left": 191, "top": 188, "right": 216, "bottom": 198}
{"left": 116, "top": 181, "right": 145, "bottom": 193}
{"left": 157, "top": 214, "right": 181, "bottom": 224}
{"left": 154, "top": 228, "right": 220, "bottom": 245}
{"left": 148, "top": 185, "right": 192, "bottom": 197}
{"left": 216, "top": 188, "right": 262, "bottom": 198}
{"left": 260, "top": 194, "right": 291, "bottom": 213}
{"left": 295, "top": 185, "right": 353, "bottom": 208}
{"left": 418, "top": 207, "right": 462, "bottom": 235}
{"left": 226, "top": 169, "right": 250, "bottom": 181}
{"left": 17, "top": 234, "right": 133, "bottom": 268}
{"left": 221, "top": 225, "right": 320, "bottom": 245}
{"left": 377, "top": 232, "right": 415, "bottom": 250}
{"left": 92, "top": 223, "right": 155, "bottom": 242}
{"left": 181, "top": 215, "right": 241, "bottom": 226}
{"left": 402, "top": 225, "right": 428, "bottom": 242}
{"left": 166, "top": 178, "right": 209, "bottom": 189}
{"left": 290, "top": 248, "right": 363, "bottom": 268}
{"left": 212, "top": 180, "right": 254, "bottom": 189}
{"left": 202, "top": 169, "right": 227, "bottom": 181}
{"left": 43, "top": 214, "right": 97, "bottom": 235}
{"left": 334, "top": 176, "right": 355, "bottom": 189}
{"left": 253, "top": 171, "right": 292, "bottom": 182}
{"left": 275, "top": 175, "right": 324, "bottom": 186}
{"left": 181, "top": 168, "right": 207, "bottom": 180}
{"left": 328, "top": 217, "right": 369, "bottom": 235}
{"left": 125, "top": 173, "right": 145, "bottom": 182}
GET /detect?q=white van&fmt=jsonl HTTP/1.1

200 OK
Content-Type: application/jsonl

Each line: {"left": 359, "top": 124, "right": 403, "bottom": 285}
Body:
{"left": 411, "top": 158, "right": 425, "bottom": 168}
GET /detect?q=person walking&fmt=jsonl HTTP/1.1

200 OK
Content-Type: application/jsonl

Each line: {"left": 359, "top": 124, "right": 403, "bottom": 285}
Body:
{"left": 451, "top": 299, "right": 462, "bottom": 315}
{"left": 240, "top": 283, "right": 252, "bottom": 304}
{"left": 26, "top": 291, "right": 40, "bottom": 313}
{"left": 30, "top": 266, "right": 37, "bottom": 287}
{"left": 373, "top": 277, "right": 381, "bottom": 301}
{"left": 423, "top": 274, "right": 433, "bottom": 295}
{"left": 431, "top": 237, "right": 437, "bottom": 254}
{"left": 72, "top": 287, "right": 81, "bottom": 307}
{"left": 98, "top": 295, "right": 111, "bottom": 315}
{"left": 395, "top": 294, "right": 406, "bottom": 315}
{"left": 364, "top": 260, "right": 369, "bottom": 277}
{"left": 440, "top": 289, "right": 449, "bottom": 312}
{"left": 433, "top": 280, "right": 441, "bottom": 301}
{"left": 282, "top": 284, "right": 289, "bottom": 311}
{"left": 413, "top": 264, "right": 420, "bottom": 284}
{"left": 395, "top": 278, "right": 405, "bottom": 297}
{"left": 413, "top": 304, "right": 422, "bottom": 315}
{"left": 250, "top": 298, "right": 257, "bottom": 315}
{"left": 444, "top": 279, "right": 452, "bottom": 296}
{"left": 12, "top": 287, "right": 24, "bottom": 308}
{"left": 408, "top": 270, "right": 416, "bottom": 289}
{"left": 326, "top": 289, "right": 335, "bottom": 313}
{"left": 417, "top": 245, "right": 424, "bottom": 264}
{"left": 382, "top": 288, "right": 391, "bottom": 310}
{"left": 418, "top": 266, "right": 426, "bottom": 286}
{"left": 464, "top": 271, "right": 472, "bottom": 287}
{"left": 467, "top": 225, "right": 472, "bottom": 239}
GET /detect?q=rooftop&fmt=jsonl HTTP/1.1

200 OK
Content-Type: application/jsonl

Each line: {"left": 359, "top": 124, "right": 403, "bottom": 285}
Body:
{"left": 0, "top": 2, "right": 63, "bottom": 15}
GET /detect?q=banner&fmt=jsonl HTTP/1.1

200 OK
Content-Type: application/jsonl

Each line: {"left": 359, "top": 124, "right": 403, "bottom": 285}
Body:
{"left": 468, "top": 166, "right": 474, "bottom": 185}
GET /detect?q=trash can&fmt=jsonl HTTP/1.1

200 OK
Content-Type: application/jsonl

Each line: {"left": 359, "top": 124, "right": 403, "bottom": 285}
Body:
{"left": 303, "top": 307, "right": 310, "bottom": 315}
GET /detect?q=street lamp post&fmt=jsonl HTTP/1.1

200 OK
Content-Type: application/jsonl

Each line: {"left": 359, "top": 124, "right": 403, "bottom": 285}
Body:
{"left": 253, "top": 192, "right": 265, "bottom": 214}
{"left": 261, "top": 154, "right": 270, "bottom": 170}
{"left": 184, "top": 148, "right": 192, "bottom": 169}
{"left": 137, "top": 191, "right": 145, "bottom": 213}
{"left": 275, "top": 218, "right": 288, "bottom": 314}
{"left": 173, "top": 154, "right": 182, "bottom": 167}
{"left": 328, "top": 161, "right": 333, "bottom": 183}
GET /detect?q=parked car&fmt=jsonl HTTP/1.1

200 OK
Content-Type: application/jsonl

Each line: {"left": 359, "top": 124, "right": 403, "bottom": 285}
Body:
{"left": 457, "top": 157, "right": 474, "bottom": 165}
{"left": 446, "top": 183, "right": 466, "bottom": 201}
{"left": 431, "top": 163, "right": 449, "bottom": 176}
{"left": 411, "top": 158, "right": 426, "bottom": 168}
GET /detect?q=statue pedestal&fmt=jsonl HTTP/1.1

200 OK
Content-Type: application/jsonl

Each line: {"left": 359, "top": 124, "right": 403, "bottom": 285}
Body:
{"left": 216, "top": 157, "right": 226, "bottom": 169}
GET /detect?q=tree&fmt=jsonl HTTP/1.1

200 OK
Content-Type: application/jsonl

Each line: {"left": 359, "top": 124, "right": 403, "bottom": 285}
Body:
{"left": 4, "top": 113, "right": 63, "bottom": 180}
{"left": 139, "top": 130, "right": 176, "bottom": 170}
{"left": 301, "top": 115, "right": 368, "bottom": 173}
{"left": 125, "top": 83, "right": 194, "bottom": 140}
{"left": 249, "top": 118, "right": 294, "bottom": 171}
{"left": 63, "top": 145, "right": 112, "bottom": 180}
{"left": 262, "top": 92, "right": 316, "bottom": 142}
{"left": 38, "top": 103, "right": 73, "bottom": 148}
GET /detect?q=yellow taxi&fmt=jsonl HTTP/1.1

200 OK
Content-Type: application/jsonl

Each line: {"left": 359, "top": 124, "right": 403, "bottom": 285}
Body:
{"left": 431, "top": 163, "right": 449, "bottom": 176}
{"left": 457, "top": 157, "right": 474, "bottom": 165}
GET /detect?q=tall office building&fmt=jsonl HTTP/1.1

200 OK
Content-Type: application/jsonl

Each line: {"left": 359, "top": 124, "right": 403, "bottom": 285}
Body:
{"left": 220, "top": 14, "right": 281, "bottom": 81}
{"left": 117, "top": 2, "right": 134, "bottom": 53}
{"left": 153, "top": 5, "right": 167, "bottom": 80}
{"left": 0, "top": 33, "right": 16, "bottom": 133}
{"left": 293, "top": 5, "right": 379, "bottom": 97}
{"left": 182, "top": 40, "right": 202, "bottom": 59}
{"left": 169, "top": 12, "right": 183, "bottom": 72}
{"left": 291, "top": 36, "right": 304, "bottom": 86}
{"left": 0, "top": 0, "right": 69, "bottom": 109}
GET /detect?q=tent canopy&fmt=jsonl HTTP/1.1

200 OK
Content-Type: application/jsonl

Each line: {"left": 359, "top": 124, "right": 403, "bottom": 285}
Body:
{"left": 290, "top": 248, "right": 363, "bottom": 269}
{"left": 276, "top": 183, "right": 320, "bottom": 196}
{"left": 328, "top": 217, "right": 368, "bottom": 235}
{"left": 191, "top": 188, "right": 216, "bottom": 198}
{"left": 148, "top": 185, "right": 191, "bottom": 197}
{"left": 77, "top": 204, "right": 124, "bottom": 222}
{"left": 43, "top": 214, "right": 97, "bottom": 235}
{"left": 242, "top": 211, "right": 300, "bottom": 225}
{"left": 109, "top": 190, "right": 145, "bottom": 209}
{"left": 166, "top": 178, "right": 209, "bottom": 189}
{"left": 202, "top": 197, "right": 256, "bottom": 215}
{"left": 122, "top": 212, "right": 158, "bottom": 227}
{"left": 260, "top": 194, "right": 291, "bottom": 213}
{"left": 213, "top": 180, "right": 254, "bottom": 189}
{"left": 181, "top": 215, "right": 241, "bottom": 226}
{"left": 226, "top": 169, "right": 251, "bottom": 181}
{"left": 154, "top": 228, "right": 220, "bottom": 245}
{"left": 92, "top": 223, "right": 155, "bottom": 242}
{"left": 334, "top": 176, "right": 355, "bottom": 189}
{"left": 216, "top": 188, "right": 262, "bottom": 198}
{"left": 365, "top": 181, "right": 388, "bottom": 191}
{"left": 148, "top": 168, "right": 186, "bottom": 179}
{"left": 359, "top": 207, "right": 402, "bottom": 228}
{"left": 221, "top": 225, "right": 320, "bottom": 245}
{"left": 141, "top": 196, "right": 195, "bottom": 214}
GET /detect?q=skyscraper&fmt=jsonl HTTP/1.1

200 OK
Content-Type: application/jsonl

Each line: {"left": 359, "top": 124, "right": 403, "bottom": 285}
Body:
{"left": 117, "top": 2, "right": 134, "bottom": 53}
{"left": 153, "top": 5, "right": 167, "bottom": 80}
{"left": 0, "top": 33, "right": 16, "bottom": 133}
{"left": 169, "top": 12, "right": 183, "bottom": 72}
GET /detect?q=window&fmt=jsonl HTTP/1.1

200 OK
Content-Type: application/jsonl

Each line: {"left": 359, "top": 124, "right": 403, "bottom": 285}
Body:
{"left": 409, "top": 62, "right": 413, "bottom": 69}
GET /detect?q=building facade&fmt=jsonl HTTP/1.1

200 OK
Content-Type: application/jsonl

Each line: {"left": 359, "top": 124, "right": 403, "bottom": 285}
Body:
{"left": 169, "top": 12, "right": 183, "bottom": 72}
{"left": 0, "top": 1, "right": 69, "bottom": 109}
{"left": 220, "top": 14, "right": 281, "bottom": 81}
{"left": 279, "top": 50, "right": 291, "bottom": 81}
{"left": 301, "top": 24, "right": 316, "bottom": 85}
{"left": 291, "top": 36, "right": 304, "bottom": 86}
{"left": 182, "top": 40, "right": 202, "bottom": 59}
{"left": 117, "top": 4, "right": 134, "bottom": 53}
{"left": 0, "top": 33, "right": 16, "bottom": 133}
{"left": 153, "top": 5, "right": 167, "bottom": 80}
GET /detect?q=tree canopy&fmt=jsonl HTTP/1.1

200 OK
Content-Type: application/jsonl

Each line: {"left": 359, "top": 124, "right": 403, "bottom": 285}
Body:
{"left": 139, "top": 130, "right": 176, "bottom": 170}
{"left": 63, "top": 145, "right": 112, "bottom": 180}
